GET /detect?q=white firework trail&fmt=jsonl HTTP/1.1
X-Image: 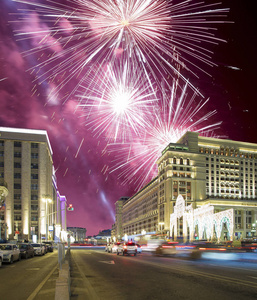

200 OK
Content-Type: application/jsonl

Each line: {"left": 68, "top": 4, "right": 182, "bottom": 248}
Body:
{"left": 107, "top": 79, "right": 222, "bottom": 190}
{"left": 11, "top": 0, "right": 230, "bottom": 99}
{"left": 77, "top": 61, "right": 157, "bottom": 142}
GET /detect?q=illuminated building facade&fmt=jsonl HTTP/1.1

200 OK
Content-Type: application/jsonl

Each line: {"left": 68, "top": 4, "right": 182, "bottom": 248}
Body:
{"left": 67, "top": 227, "right": 87, "bottom": 243}
{"left": 112, "top": 197, "right": 129, "bottom": 240}
{"left": 118, "top": 132, "right": 257, "bottom": 241}
{"left": 0, "top": 127, "right": 66, "bottom": 242}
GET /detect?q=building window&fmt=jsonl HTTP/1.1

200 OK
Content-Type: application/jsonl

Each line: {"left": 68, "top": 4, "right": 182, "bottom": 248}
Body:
{"left": 14, "top": 141, "right": 22, "bottom": 147}
{"left": 14, "top": 204, "right": 22, "bottom": 210}
{"left": 0, "top": 162, "right": 4, "bottom": 167}
{"left": 0, "top": 151, "right": 4, "bottom": 157}
{"left": 14, "top": 162, "right": 21, "bottom": 168}
{"left": 31, "top": 195, "right": 38, "bottom": 200}
{"left": 31, "top": 143, "right": 39, "bottom": 148}
{"left": 0, "top": 141, "right": 4, "bottom": 146}
{"left": 14, "top": 152, "right": 21, "bottom": 158}
{"left": 14, "top": 183, "right": 21, "bottom": 189}
{"left": 14, "top": 194, "right": 21, "bottom": 200}
{"left": 31, "top": 174, "right": 38, "bottom": 179}
{"left": 31, "top": 153, "right": 38, "bottom": 159}
{"left": 31, "top": 163, "right": 38, "bottom": 169}
{"left": 14, "top": 173, "right": 21, "bottom": 179}
{"left": 31, "top": 205, "right": 38, "bottom": 211}
{"left": 31, "top": 184, "right": 38, "bottom": 190}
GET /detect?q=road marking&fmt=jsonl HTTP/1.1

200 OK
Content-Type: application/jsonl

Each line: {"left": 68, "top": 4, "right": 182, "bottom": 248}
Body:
{"left": 248, "top": 276, "right": 257, "bottom": 280}
{"left": 99, "top": 260, "right": 115, "bottom": 264}
{"left": 26, "top": 268, "right": 40, "bottom": 271}
{"left": 27, "top": 263, "right": 58, "bottom": 300}
{"left": 134, "top": 259, "right": 257, "bottom": 289}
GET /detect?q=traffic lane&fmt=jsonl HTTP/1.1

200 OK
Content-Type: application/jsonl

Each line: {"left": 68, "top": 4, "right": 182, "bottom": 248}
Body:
{"left": 136, "top": 251, "right": 257, "bottom": 287}
{"left": 0, "top": 251, "right": 58, "bottom": 300}
{"left": 71, "top": 249, "right": 257, "bottom": 300}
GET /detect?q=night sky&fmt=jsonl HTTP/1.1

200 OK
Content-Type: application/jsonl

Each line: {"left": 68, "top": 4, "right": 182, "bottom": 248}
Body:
{"left": 0, "top": 0, "right": 256, "bottom": 235}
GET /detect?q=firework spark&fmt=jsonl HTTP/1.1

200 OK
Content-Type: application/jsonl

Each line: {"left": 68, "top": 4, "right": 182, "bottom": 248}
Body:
{"left": 107, "top": 79, "right": 222, "bottom": 190}
{"left": 11, "top": 0, "right": 229, "bottom": 99}
{"left": 77, "top": 61, "right": 157, "bottom": 142}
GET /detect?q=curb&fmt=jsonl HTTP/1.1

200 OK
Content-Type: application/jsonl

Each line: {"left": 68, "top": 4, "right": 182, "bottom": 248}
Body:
{"left": 55, "top": 248, "right": 71, "bottom": 300}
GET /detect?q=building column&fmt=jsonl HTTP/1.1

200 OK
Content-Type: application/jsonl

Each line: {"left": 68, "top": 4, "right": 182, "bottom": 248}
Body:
{"left": 242, "top": 210, "right": 246, "bottom": 239}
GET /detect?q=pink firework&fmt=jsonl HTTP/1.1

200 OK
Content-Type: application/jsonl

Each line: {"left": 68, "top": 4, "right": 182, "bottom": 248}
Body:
{"left": 12, "top": 0, "right": 230, "bottom": 99}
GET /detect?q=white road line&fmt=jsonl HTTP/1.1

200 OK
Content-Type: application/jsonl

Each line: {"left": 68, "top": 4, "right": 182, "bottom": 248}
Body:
{"left": 27, "top": 263, "right": 58, "bottom": 300}
{"left": 99, "top": 261, "right": 115, "bottom": 264}
{"left": 248, "top": 276, "right": 257, "bottom": 280}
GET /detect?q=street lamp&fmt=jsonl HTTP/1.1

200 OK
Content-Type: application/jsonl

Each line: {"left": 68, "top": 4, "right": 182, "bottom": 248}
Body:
{"left": 159, "top": 222, "right": 165, "bottom": 235}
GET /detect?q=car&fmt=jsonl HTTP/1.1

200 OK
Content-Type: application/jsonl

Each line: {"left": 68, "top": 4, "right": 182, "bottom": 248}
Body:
{"left": 110, "top": 242, "right": 121, "bottom": 253}
{"left": 117, "top": 242, "right": 137, "bottom": 256}
{"left": 106, "top": 242, "right": 120, "bottom": 253}
{"left": 106, "top": 242, "right": 113, "bottom": 253}
{"left": 43, "top": 241, "right": 54, "bottom": 252}
{"left": 0, "top": 244, "right": 21, "bottom": 264}
{"left": 0, "top": 248, "right": 3, "bottom": 267}
{"left": 18, "top": 243, "right": 35, "bottom": 259}
{"left": 136, "top": 244, "right": 142, "bottom": 253}
{"left": 154, "top": 242, "right": 176, "bottom": 256}
{"left": 31, "top": 243, "right": 45, "bottom": 256}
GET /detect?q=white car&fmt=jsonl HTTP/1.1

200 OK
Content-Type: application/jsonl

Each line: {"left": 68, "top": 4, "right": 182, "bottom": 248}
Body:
{"left": 0, "top": 244, "right": 21, "bottom": 264}
{"left": 31, "top": 243, "right": 45, "bottom": 256}
{"left": 117, "top": 242, "right": 137, "bottom": 256}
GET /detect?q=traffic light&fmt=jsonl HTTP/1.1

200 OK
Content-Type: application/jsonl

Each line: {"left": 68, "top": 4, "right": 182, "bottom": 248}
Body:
{"left": 67, "top": 204, "right": 74, "bottom": 211}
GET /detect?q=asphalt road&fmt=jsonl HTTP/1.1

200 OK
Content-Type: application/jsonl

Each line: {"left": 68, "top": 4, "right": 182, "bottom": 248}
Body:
{"left": 0, "top": 251, "right": 58, "bottom": 300}
{"left": 70, "top": 249, "right": 257, "bottom": 300}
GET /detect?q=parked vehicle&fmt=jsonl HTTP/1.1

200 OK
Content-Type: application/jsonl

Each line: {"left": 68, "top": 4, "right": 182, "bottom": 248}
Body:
{"left": 0, "top": 249, "right": 3, "bottom": 267}
{"left": 43, "top": 241, "right": 54, "bottom": 252}
{"left": 31, "top": 243, "right": 45, "bottom": 256}
{"left": 0, "top": 244, "right": 21, "bottom": 264}
{"left": 18, "top": 243, "right": 35, "bottom": 259}
{"left": 117, "top": 242, "right": 137, "bottom": 256}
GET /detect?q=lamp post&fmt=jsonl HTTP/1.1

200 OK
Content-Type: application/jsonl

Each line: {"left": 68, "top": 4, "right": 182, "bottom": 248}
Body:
{"left": 159, "top": 222, "right": 165, "bottom": 236}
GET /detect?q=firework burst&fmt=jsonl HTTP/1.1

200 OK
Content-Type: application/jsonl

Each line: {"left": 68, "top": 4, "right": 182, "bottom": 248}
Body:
{"left": 107, "top": 79, "right": 222, "bottom": 190}
{"left": 77, "top": 61, "right": 157, "bottom": 142}
{"left": 11, "top": 0, "right": 229, "bottom": 99}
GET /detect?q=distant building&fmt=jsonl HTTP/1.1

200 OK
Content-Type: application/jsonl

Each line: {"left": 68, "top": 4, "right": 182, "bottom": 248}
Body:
{"left": 67, "top": 227, "right": 87, "bottom": 242}
{"left": 0, "top": 127, "right": 66, "bottom": 242}
{"left": 113, "top": 197, "right": 129, "bottom": 240}
{"left": 114, "top": 132, "right": 257, "bottom": 242}
{"left": 97, "top": 229, "right": 111, "bottom": 237}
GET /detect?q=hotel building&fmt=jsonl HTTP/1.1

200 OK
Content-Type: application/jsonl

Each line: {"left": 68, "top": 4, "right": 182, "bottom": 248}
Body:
{"left": 0, "top": 127, "right": 66, "bottom": 242}
{"left": 117, "top": 132, "right": 257, "bottom": 241}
